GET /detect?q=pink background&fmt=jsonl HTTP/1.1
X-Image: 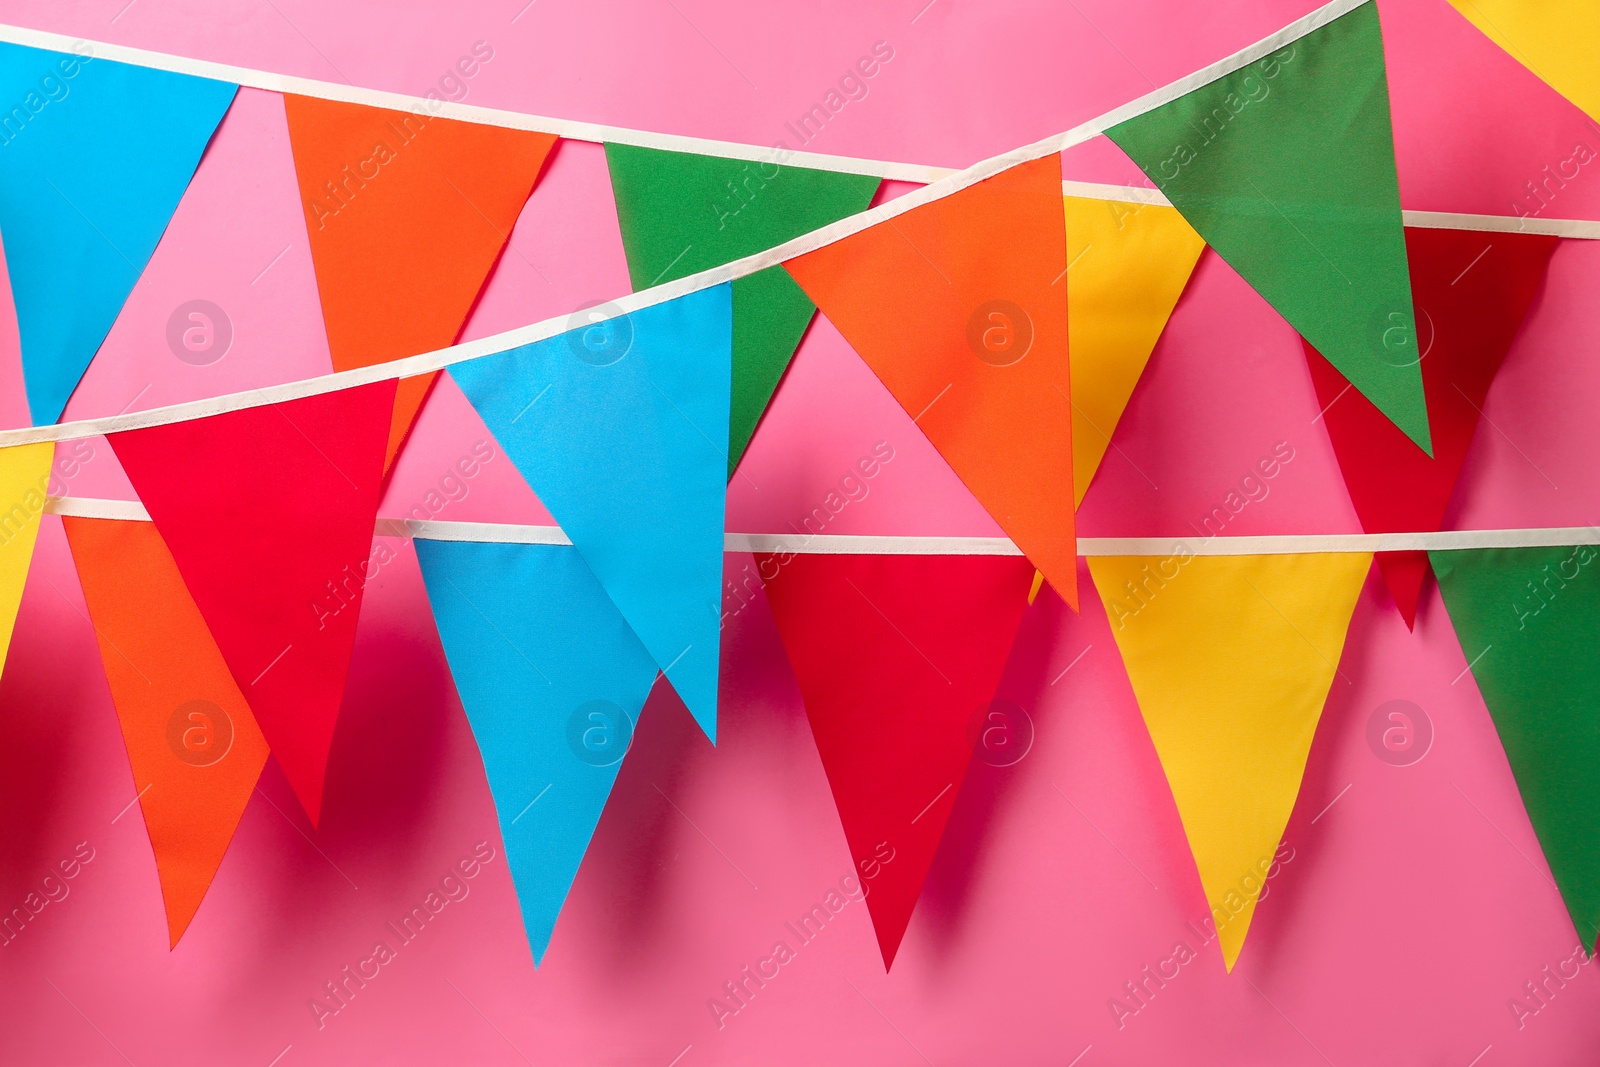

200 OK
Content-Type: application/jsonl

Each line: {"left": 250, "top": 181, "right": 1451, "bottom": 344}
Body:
{"left": 1, "top": 1, "right": 1598, "bottom": 1063}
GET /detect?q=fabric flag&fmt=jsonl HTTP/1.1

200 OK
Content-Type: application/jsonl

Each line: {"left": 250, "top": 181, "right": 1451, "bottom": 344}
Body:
{"left": 1106, "top": 4, "right": 1430, "bottom": 454}
{"left": 1449, "top": 1, "right": 1600, "bottom": 123}
{"left": 109, "top": 382, "right": 396, "bottom": 824}
{"left": 284, "top": 95, "right": 557, "bottom": 467}
{"left": 604, "top": 144, "right": 880, "bottom": 474}
{"left": 62, "top": 517, "right": 269, "bottom": 946}
{"left": 1432, "top": 546, "right": 1600, "bottom": 950}
{"left": 0, "top": 42, "right": 235, "bottom": 424}
{"left": 449, "top": 285, "right": 732, "bottom": 742}
{"left": 0, "top": 443, "right": 54, "bottom": 661}
{"left": 1305, "top": 227, "right": 1557, "bottom": 627}
{"left": 1088, "top": 552, "right": 1370, "bottom": 969}
{"left": 1064, "top": 195, "right": 1204, "bottom": 506}
{"left": 415, "top": 538, "right": 659, "bottom": 964}
{"left": 785, "top": 157, "right": 1078, "bottom": 607}
{"left": 759, "top": 552, "right": 1036, "bottom": 967}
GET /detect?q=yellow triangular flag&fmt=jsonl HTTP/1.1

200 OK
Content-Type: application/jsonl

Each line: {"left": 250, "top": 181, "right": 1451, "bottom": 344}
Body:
{"left": 0, "top": 443, "right": 55, "bottom": 661}
{"left": 1066, "top": 195, "right": 1204, "bottom": 507}
{"left": 1449, "top": 1, "right": 1600, "bottom": 123}
{"left": 1088, "top": 552, "right": 1371, "bottom": 969}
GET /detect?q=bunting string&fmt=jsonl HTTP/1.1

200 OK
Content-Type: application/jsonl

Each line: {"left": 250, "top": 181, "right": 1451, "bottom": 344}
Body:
{"left": 3, "top": 17, "right": 1595, "bottom": 238}
{"left": 0, "top": 0, "right": 1589, "bottom": 452}
{"left": 2, "top": 0, "right": 1597, "bottom": 988}
{"left": 0, "top": 3, "right": 1373, "bottom": 183}
{"left": 1063, "top": 178, "right": 1600, "bottom": 239}
{"left": 39, "top": 495, "right": 1600, "bottom": 556}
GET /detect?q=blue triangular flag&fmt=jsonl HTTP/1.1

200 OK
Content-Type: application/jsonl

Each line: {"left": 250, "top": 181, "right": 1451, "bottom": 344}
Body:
{"left": 0, "top": 43, "right": 236, "bottom": 423}
{"left": 449, "top": 283, "right": 733, "bottom": 741}
{"left": 416, "top": 538, "right": 660, "bottom": 964}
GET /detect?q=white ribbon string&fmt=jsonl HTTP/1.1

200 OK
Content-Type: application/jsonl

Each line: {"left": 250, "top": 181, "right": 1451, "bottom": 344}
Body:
{"left": 43, "top": 496, "right": 1600, "bottom": 555}
{"left": 0, "top": 0, "right": 1588, "bottom": 452}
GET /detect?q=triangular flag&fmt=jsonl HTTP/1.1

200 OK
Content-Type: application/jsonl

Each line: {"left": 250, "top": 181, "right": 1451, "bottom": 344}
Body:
{"left": 1088, "top": 552, "right": 1370, "bottom": 969}
{"left": 604, "top": 143, "right": 880, "bottom": 473}
{"left": 1305, "top": 227, "right": 1557, "bottom": 626}
{"left": 63, "top": 89, "right": 338, "bottom": 419}
{"left": 284, "top": 95, "right": 557, "bottom": 467}
{"left": 785, "top": 157, "right": 1078, "bottom": 607}
{"left": 1064, "top": 195, "right": 1204, "bottom": 506}
{"left": 415, "top": 538, "right": 659, "bottom": 964}
{"left": 0, "top": 442, "right": 54, "bottom": 659}
{"left": 62, "top": 517, "right": 269, "bottom": 946}
{"left": 109, "top": 382, "right": 396, "bottom": 823}
{"left": 1432, "top": 546, "right": 1600, "bottom": 950}
{"left": 1105, "top": 4, "right": 1431, "bottom": 453}
{"left": 449, "top": 285, "right": 732, "bottom": 741}
{"left": 0, "top": 43, "right": 235, "bottom": 424}
{"left": 1449, "top": 1, "right": 1600, "bottom": 123}
{"left": 758, "top": 552, "right": 1036, "bottom": 967}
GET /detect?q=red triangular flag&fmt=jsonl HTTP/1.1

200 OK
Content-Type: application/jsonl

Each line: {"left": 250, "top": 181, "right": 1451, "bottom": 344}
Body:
{"left": 758, "top": 553, "right": 1035, "bottom": 967}
{"left": 64, "top": 517, "right": 270, "bottom": 946}
{"left": 783, "top": 157, "right": 1076, "bottom": 608}
{"left": 284, "top": 95, "right": 557, "bottom": 469}
{"left": 1305, "top": 226, "right": 1557, "bottom": 626}
{"left": 110, "top": 382, "right": 396, "bottom": 824}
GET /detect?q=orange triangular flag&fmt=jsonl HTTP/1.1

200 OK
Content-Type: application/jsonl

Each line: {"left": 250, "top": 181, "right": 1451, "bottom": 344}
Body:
{"left": 63, "top": 517, "right": 270, "bottom": 947}
{"left": 284, "top": 96, "right": 557, "bottom": 467}
{"left": 784, "top": 156, "right": 1076, "bottom": 607}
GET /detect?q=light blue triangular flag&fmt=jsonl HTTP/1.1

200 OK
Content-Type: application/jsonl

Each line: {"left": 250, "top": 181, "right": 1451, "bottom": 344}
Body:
{"left": 416, "top": 538, "right": 660, "bottom": 964}
{"left": 449, "top": 283, "right": 733, "bottom": 741}
{"left": 0, "top": 42, "right": 236, "bottom": 423}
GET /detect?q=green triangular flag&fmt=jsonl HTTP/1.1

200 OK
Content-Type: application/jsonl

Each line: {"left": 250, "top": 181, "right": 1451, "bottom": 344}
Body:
{"left": 1106, "top": 3, "right": 1431, "bottom": 454}
{"left": 1431, "top": 545, "right": 1600, "bottom": 949}
{"left": 604, "top": 144, "right": 880, "bottom": 475}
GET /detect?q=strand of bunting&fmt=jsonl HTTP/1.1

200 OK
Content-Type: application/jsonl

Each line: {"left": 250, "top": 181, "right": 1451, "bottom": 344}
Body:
{"left": 0, "top": 0, "right": 1596, "bottom": 973}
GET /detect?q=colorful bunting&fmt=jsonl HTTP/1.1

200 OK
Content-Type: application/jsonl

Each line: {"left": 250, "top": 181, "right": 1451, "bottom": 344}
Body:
{"left": 759, "top": 552, "right": 1036, "bottom": 967}
{"left": 1106, "top": 4, "right": 1431, "bottom": 453}
{"left": 1432, "top": 546, "right": 1600, "bottom": 950}
{"left": 63, "top": 88, "right": 338, "bottom": 418}
{"left": 284, "top": 95, "right": 558, "bottom": 467}
{"left": 1064, "top": 195, "right": 1204, "bottom": 506}
{"left": 109, "top": 382, "right": 396, "bottom": 824}
{"left": 785, "top": 157, "right": 1077, "bottom": 606}
{"left": 63, "top": 517, "right": 269, "bottom": 946}
{"left": 1305, "top": 227, "right": 1557, "bottom": 626}
{"left": 1088, "top": 552, "right": 1370, "bottom": 969}
{"left": 0, "top": 443, "right": 54, "bottom": 663}
{"left": 605, "top": 144, "right": 880, "bottom": 473}
{"left": 0, "top": 42, "right": 235, "bottom": 424}
{"left": 0, "top": 0, "right": 1595, "bottom": 988}
{"left": 1448, "top": 1, "right": 1600, "bottom": 123}
{"left": 448, "top": 285, "right": 733, "bottom": 742}
{"left": 415, "top": 538, "right": 660, "bottom": 964}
